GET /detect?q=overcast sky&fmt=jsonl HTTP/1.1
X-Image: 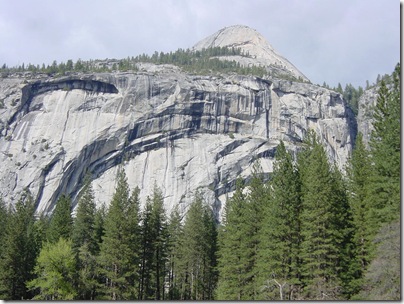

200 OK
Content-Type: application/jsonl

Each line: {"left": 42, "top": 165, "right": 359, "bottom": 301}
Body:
{"left": 0, "top": 0, "right": 399, "bottom": 87}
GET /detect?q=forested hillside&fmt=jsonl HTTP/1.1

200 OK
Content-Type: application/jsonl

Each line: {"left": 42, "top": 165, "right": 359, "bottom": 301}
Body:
{"left": 1, "top": 46, "right": 268, "bottom": 79}
{"left": 0, "top": 64, "right": 400, "bottom": 300}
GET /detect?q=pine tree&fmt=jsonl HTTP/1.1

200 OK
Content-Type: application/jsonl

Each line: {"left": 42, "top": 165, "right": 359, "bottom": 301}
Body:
{"left": 216, "top": 179, "right": 253, "bottom": 300}
{"left": 298, "top": 131, "right": 344, "bottom": 300}
{"left": 139, "top": 196, "right": 154, "bottom": 299}
{"left": 346, "top": 133, "right": 373, "bottom": 293}
{"left": 47, "top": 194, "right": 73, "bottom": 243}
{"left": 72, "top": 176, "right": 97, "bottom": 254}
{"left": 178, "top": 192, "right": 218, "bottom": 300}
{"left": 93, "top": 203, "right": 106, "bottom": 254}
{"left": 201, "top": 196, "right": 218, "bottom": 299}
{"left": 0, "top": 191, "right": 38, "bottom": 300}
{"left": 244, "top": 161, "right": 269, "bottom": 299}
{"left": 329, "top": 163, "right": 355, "bottom": 298}
{"left": 139, "top": 185, "right": 168, "bottom": 300}
{"left": 127, "top": 186, "right": 141, "bottom": 297}
{"left": 97, "top": 168, "right": 138, "bottom": 300}
{"left": 368, "top": 63, "right": 400, "bottom": 227}
{"left": 72, "top": 176, "right": 98, "bottom": 299}
{"left": 256, "top": 141, "right": 302, "bottom": 300}
{"left": 166, "top": 205, "right": 184, "bottom": 300}
{"left": 27, "top": 238, "right": 77, "bottom": 300}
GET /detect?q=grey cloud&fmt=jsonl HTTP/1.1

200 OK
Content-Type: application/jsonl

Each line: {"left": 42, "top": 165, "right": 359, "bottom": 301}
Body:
{"left": 0, "top": 0, "right": 399, "bottom": 87}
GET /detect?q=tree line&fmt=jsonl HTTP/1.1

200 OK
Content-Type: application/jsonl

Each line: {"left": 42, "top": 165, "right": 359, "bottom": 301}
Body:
{"left": 0, "top": 64, "right": 399, "bottom": 300}
{"left": 321, "top": 71, "right": 397, "bottom": 116}
{"left": 0, "top": 46, "right": 267, "bottom": 78}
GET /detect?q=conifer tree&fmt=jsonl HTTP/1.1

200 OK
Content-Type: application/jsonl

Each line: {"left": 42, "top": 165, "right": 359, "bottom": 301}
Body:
{"left": 329, "top": 163, "right": 355, "bottom": 298}
{"left": 97, "top": 168, "right": 138, "bottom": 300}
{"left": 178, "top": 192, "right": 217, "bottom": 300}
{"left": 166, "top": 205, "right": 184, "bottom": 300}
{"left": 139, "top": 196, "right": 154, "bottom": 298}
{"left": 368, "top": 63, "right": 400, "bottom": 228}
{"left": 93, "top": 203, "right": 106, "bottom": 253}
{"left": 139, "top": 185, "right": 168, "bottom": 300}
{"left": 47, "top": 194, "right": 73, "bottom": 243}
{"left": 256, "top": 141, "right": 302, "bottom": 300}
{"left": 201, "top": 196, "right": 218, "bottom": 299}
{"left": 72, "top": 176, "right": 97, "bottom": 254}
{"left": 346, "top": 133, "right": 373, "bottom": 293}
{"left": 297, "top": 131, "right": 344, "bottom": 300}
{"left": 27, "top": 238, "right": 77, "bottom": 300}
{"left": 244, "top": 161, "right": 269, "bottom": 299}
{"left": 127, "top": 186, "right": 142, "bottom": 297}
{"left": 32, "top": 213, "right": 50, "bottom": 248}
{"left": 0, "top": 191, "right": 38, "bottom": 300}
{"left": 72, "top": 176, "right": 99, "bottom": 299}
{"left": 216, "top": 179, "right": 252, "bottom": 300}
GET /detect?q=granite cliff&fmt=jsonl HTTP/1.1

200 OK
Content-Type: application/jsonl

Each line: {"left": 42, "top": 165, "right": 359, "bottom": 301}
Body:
{"left": 0, "top": 25, "right": 357, "bottom": 219}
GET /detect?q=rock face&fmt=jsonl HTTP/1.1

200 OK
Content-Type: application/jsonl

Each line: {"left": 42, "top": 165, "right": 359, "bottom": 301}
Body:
{"left": 356, "top": 86, "right": 379, "bottom": 147}
{"left": 0, "top": 26, "right": 356, "bottom": 219}
{"left": 193, "top": 25, "right": 309, "bottom": 82}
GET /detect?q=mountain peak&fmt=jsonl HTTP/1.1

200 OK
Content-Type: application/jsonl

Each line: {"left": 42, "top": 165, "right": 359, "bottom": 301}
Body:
{"left": 193, "top": 25, "right": 309, "bottom": 81}
{"left": 193, "top": 25, "right": 273, "bottom": 51}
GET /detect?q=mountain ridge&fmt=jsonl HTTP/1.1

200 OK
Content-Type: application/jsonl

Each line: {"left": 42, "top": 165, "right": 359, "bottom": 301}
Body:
{"left": 0, "top": 26, "right": 357, "bottom": 219}
{"left": 193, "top": 25, "right": 309, "bottom": 82}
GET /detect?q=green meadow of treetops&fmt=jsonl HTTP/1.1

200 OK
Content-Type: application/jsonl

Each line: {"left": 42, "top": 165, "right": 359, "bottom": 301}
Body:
{"left": 0, "top": 63, "right": 399, "bottom": 300}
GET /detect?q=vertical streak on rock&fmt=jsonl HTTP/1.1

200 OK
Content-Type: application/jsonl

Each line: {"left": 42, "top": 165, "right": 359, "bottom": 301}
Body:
{"left": 164, "top": 138, "right": 169, "bottom": 194}
{"left": 266, "top": 109, "right": 269, "bottom": 139}
{"left": 142, "top": 151, "right": 150, "bottom": 190}
{"left": 60, "top": 99, "right": 70, "bottom": 146}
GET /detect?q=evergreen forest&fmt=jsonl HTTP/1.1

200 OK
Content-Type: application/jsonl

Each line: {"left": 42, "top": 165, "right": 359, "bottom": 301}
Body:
{"left": 0, "top": 64, "right": 400, "bottom": 300}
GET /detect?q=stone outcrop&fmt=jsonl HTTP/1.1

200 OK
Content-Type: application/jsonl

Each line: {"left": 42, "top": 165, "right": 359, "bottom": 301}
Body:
{"left": 356, "top": 86, "right": 378, "bottom": 147}
{"left": 0, "top": 26, "right": 356, "bottom": 220}
{"left": 192, "top": 25, "right": 309, "bottom": 82}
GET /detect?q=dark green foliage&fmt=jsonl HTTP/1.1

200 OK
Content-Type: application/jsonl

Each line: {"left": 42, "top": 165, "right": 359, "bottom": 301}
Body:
{"left": 27, "top": 238, "right": 77, "bottom": 300}
{"left": 297, "top": 131, "right": 345, "bottom": 300}
{"left": 166, "top": 205, "right": 184, "bottom": 300}
{"left": 346, "top": 133, "right": 373, "bottom": 291}
{"left": 97, "top": 168, "right": 139, "bottom": 300}
{"left": 93, "top": 203, "right": 106, "bottom": 253}
{"left": 138, "top": 185, "right": 168, "bottom": 300}
{"left": 216, "top": 179, "right": 253, "bottom": 300}
{"left": 47, "top": 194, "right": 73, "bottom": 243}
{"left": 328, "top": 163, "right": 355, "bottom": 298}
{"left": 328, "top": 82, "right": 364, "bottom": 115}
{"left": 72, "top": 176, "right": 99, "bottom": 299}
{"left": 176, "top": 192, "right": 218, "bottom": 300}
{"left": 217, "top": 162, "right": 268, "bottom": 300}
{"left": 132, "top": 46, "right": 268, "bottom": 77}
{"left": 244, "top": 162, "right": 270, "bottom": 299}
{"left": 72, "top": 176, "right": 97, "bottom": 254}
{"left": 256, "top": 141, "right": 302, "bottom": 300}
{"left": 367, "top": 63, "right": 400, "bottom": 227}
{"left": 0, "top": 191, "right": 38, "bottom": 300}
{"left": 1, "top": 46, "right": 268, "bottom": 78}
{"left": 342, "top": 83, "right": 364, "bottom": 115}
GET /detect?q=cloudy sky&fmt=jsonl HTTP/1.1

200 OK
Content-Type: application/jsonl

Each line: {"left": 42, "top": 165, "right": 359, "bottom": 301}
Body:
{"left": 0, "top": 0, "right": 399, "bottom": 87}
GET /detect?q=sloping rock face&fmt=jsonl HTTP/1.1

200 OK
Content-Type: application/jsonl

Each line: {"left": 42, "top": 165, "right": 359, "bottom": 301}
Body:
{"left": 0, "top": 63, "right": 355, "bottom": 218}
{"left": 356, "top": 86, "right": 379, "bottom": 147}
{"left": 193, "top": 25, "right": 309, "bottom": 82}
